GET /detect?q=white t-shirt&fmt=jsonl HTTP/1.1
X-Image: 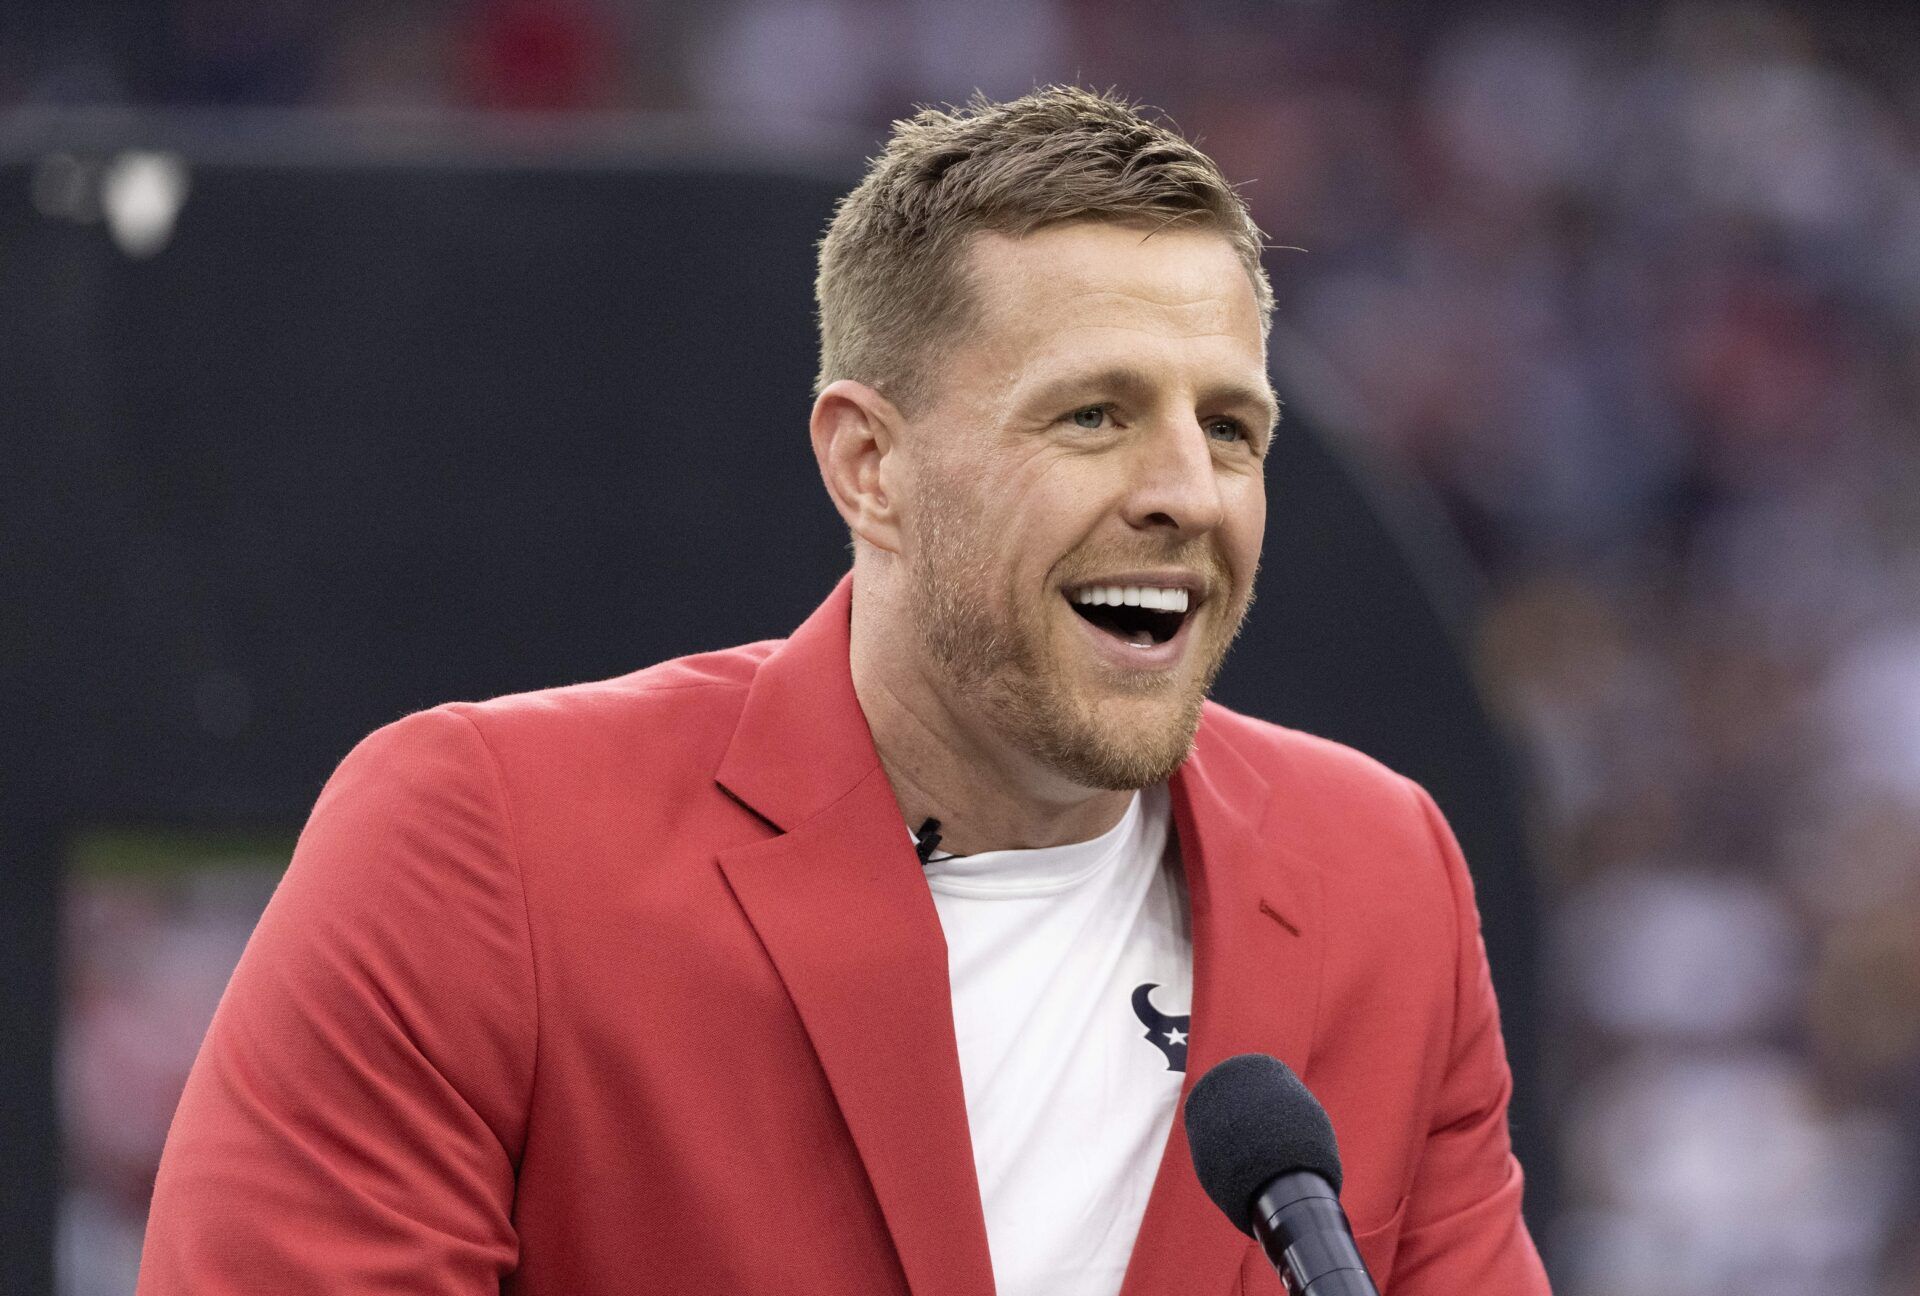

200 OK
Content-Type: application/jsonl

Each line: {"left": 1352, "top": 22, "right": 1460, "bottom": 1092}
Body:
{"left": 921, "top": 785, "right": 1192, "bottom": 1296}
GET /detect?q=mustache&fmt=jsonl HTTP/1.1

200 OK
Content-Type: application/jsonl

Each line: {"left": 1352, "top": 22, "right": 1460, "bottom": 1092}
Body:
{"left": 1054, "top": 546, "right": 1237, "bottom": 600}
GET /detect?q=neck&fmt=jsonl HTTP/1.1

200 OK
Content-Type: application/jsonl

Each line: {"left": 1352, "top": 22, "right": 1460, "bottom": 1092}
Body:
{"left": 850, "top": 605, "right": 1132, "bottom": 859}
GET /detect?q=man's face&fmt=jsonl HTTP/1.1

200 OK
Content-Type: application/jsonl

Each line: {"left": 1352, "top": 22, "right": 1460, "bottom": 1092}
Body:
{"left": 898, "top": 221, "right": 1273, "bottom": 790}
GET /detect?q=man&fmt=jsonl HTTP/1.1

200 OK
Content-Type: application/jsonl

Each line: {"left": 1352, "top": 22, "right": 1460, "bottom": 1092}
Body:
{"left": 140, "top": 88, "right": 1549, "bottom": 1295}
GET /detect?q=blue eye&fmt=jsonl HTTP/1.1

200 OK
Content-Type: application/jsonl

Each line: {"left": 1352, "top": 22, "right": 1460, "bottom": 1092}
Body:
{"left": 1206, "top": 417, "right": 1248, "bottom": 443}
{"left": 1070, "top": 406, "right": 1108, "bottom": 430}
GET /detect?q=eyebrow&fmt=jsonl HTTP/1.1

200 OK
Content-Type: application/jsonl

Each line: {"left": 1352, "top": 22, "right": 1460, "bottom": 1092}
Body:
{"left": 1028, "top": 364, "right": 1283, "bottom": 437}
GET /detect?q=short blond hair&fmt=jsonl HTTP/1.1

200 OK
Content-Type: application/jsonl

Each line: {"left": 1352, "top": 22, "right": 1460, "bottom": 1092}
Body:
{"left": 815, "top": 86, "right": 1273, "bottom": 412}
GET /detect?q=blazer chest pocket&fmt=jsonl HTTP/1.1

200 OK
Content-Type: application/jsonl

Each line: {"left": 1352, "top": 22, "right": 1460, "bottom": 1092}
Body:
{"left": 1350, "top": 1195, "right": 1409, "bottom": 1290}
{"left": 1236, "top": 1195, "right": 1409, "bottom": 1293}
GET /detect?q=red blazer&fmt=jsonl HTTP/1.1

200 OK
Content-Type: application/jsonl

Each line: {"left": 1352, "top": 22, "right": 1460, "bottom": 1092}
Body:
{"left": 140, "top": 578, "right": 1548, "bottom": 1294}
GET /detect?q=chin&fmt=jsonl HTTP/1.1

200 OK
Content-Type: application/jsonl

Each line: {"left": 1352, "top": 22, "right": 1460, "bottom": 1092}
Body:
{"left": 1014, "top": 685, "right": 1207, "bottom": 791}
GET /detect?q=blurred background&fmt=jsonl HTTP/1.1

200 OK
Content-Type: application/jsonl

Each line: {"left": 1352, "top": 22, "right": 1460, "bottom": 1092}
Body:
{"left": 5, "top": 2, "right": 1920, "bottom": 1294}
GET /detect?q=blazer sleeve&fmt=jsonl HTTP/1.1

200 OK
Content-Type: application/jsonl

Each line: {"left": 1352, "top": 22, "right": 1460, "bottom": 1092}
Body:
{"left": 1387, "top": 782, "right": 1551, "bottom": 1294}
{"left": 138, "top": 706, "right": 538, "bottom": 1294}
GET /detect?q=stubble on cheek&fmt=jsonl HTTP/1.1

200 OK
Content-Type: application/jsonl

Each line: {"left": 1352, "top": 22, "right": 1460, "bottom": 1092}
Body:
{"left": 908, "top": 490, "right": 1029, "bottom": 692}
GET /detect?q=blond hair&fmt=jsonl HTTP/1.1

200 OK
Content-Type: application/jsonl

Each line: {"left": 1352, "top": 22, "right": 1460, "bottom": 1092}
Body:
{"left": 815, "top": 86, "right": 1273, "bottom": 412}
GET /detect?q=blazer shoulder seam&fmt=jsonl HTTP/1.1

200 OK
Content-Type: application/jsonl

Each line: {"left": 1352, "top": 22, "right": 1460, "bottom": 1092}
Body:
{"left": 443, "top": 704, "right": 543, "bottom": 1150}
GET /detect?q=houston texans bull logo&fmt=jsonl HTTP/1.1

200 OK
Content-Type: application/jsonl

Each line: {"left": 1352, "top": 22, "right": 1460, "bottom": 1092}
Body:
{"left": 1131, "top": 983, "right": 1190, "bottom": 1072}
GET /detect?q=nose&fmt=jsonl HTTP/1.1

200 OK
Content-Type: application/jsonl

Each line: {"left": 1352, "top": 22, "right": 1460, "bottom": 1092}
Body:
{"left": 1122, "top": 417, "right": 1227, "bottom": 536}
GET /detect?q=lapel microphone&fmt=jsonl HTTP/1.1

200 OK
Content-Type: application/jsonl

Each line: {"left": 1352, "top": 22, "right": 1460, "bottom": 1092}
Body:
{"left": 913, "top": 818, "right": 943, "bottom": 865}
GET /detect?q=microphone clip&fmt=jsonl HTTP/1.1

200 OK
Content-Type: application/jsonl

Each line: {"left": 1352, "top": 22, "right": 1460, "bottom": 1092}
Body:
{"left": 914, "top": 818, "right": 943, "bottom": 865}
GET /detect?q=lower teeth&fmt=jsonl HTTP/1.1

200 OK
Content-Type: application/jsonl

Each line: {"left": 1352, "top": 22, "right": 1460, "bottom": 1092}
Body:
{"left": 1126, "top": 629, "right": 1154, "bottom": 647}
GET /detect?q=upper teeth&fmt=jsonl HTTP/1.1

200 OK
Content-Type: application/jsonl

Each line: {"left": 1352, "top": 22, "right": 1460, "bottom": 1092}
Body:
{"left": 1070, "top": 585, "right": 1190, "bottom": 612}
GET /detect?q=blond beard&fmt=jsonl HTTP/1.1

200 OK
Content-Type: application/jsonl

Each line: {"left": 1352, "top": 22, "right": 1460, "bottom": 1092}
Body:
{"left": 907, "top": 492, "right": 1248, "bottom": 791}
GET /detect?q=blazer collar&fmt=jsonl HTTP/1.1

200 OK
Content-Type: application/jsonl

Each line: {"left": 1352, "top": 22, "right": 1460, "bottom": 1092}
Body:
{"left": 715, "top": 578, "right": 1326, "bottom": 1296}
{"left": 715, "top": 574, "right": 878, "bottom": 831}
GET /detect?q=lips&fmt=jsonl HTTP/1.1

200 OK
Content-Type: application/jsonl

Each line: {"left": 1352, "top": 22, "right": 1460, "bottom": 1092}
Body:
{"left": 1064, "top": 582, "right": 1196, "bottom": 648}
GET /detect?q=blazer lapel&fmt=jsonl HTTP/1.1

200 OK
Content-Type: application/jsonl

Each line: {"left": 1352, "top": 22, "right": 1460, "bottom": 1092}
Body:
{"left": 1119, "top": 710, "right": 1326, "bottom": 1296}
{"left": 715, "top": 578, "right": 996, "bottom": 1296}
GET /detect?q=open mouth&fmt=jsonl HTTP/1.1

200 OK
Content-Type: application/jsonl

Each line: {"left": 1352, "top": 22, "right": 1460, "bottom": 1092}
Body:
{"left": 1065, "top": 585, "right": 1193, "bottom": 648}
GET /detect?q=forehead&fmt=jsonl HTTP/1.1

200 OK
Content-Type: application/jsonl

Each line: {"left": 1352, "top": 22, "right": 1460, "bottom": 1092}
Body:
{"left": 958, "top": 222, "right": 1267, "bottom": 375}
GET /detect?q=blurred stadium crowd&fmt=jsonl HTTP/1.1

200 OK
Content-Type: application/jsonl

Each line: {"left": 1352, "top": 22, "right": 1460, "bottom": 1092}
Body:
{"left": 13, "top": 3, "right": 1920, "bottom": 1295}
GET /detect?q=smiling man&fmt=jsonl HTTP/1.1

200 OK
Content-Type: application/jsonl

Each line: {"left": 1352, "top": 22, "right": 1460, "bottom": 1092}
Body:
{"left": 140, "top": 89, "right": 1549, "bottom": 1296}
{"left": 829, "top": 216, "right": 1270, "bottom": 836}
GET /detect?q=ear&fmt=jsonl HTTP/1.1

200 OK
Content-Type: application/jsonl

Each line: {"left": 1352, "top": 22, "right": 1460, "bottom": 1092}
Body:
{"left": 811, "top": 379, "right": 907, "bottom": 554}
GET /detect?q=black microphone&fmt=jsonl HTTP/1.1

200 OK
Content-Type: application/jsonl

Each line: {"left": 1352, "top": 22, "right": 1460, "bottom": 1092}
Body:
{"left": 1185, "top": 1054, "right": 1379, "bottom": 1296}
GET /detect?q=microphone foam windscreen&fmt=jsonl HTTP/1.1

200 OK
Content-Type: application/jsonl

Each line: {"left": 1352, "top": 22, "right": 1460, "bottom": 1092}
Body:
{"left": 1184, "top": 1053, "right": 1343, "bottom": 1235}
